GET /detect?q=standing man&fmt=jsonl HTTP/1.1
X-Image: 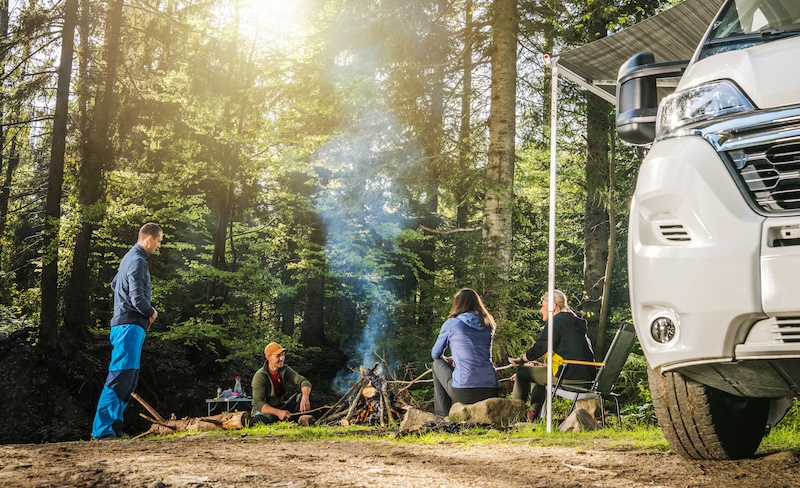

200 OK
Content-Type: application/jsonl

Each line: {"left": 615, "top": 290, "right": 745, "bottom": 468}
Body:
{"left": 92, "top": 223, "right": 163, "bottom": 439}
{"left": 251, "top": 342, "right": 314, "bottom": 426}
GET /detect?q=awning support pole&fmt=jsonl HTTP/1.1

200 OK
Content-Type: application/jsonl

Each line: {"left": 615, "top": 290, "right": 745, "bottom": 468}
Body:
{"left": 545, "top": 55, "right": 559, "bottom": 434}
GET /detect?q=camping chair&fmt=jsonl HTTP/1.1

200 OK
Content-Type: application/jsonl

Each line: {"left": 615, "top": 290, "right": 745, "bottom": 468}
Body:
{"left": 550, "top": 321, "right": 637, "bottom": 427}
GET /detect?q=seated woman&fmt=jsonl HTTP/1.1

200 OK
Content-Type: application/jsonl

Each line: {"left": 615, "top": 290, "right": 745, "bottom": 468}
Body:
{"left": 431, "top": 288, "right": 500, "bottom": 417}
{"left": 508, "top": 290, "right": 595, "bottom": 418}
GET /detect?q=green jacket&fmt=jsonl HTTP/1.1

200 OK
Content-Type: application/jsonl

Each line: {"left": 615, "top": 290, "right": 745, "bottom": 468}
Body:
{"left": 250, "top": 362, "right": 312, "bottom": 416}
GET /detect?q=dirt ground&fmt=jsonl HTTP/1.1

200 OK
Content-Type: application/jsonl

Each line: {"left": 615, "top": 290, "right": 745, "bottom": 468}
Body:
{"left": 1, "top": 432, "right": 799, "bottom": 488}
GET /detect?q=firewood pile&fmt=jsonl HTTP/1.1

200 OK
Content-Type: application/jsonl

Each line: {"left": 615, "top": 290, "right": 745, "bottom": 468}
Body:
{"left": 315, "top": 363, "right": 405, "bottom": 427}
{"left": 131, "top": 393, "right": 250, "bottom": 439}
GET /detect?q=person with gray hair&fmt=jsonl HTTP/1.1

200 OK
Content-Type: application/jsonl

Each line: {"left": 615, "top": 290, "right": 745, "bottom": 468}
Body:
{"left": 507, "top": 290, "right": 595, "bottom": 419}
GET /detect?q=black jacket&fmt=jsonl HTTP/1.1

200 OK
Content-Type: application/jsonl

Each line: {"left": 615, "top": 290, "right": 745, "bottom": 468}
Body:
{"left": 526, "top": 311, "right": 596, "bottom": 381}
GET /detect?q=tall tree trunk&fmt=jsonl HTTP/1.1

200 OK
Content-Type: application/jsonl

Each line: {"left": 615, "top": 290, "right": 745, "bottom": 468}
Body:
{"left": 279, "top": 235, "right": 297, "bottom": 336}
{"left": 0, "top": 138, "right": 17, "bottom": 270}
{"left": 417, "top": 0, "right": 446, "bottom": 329}
{"left": 40, "top": 0, "right": 79, "bottom": 349}
{"left": 454, "top": 0, "right": 473, "bottom": 285}
{"left": 580, "top": 8, "right": 613, "bottom": 352}
{"left": 301, "top": 213, "right": 326, "bottom": 347}
{"left": 206, "top": 4, "right": 244, "bottom": 323}
{"left": 540, "top": 0, "right": 556, "bottom": 146}
{"left": 482, "top": 0, "right": 517, "bottom": 315}
{"left": 207, "top": 177, "right": 235, "bottom": 323}
{"left": 0, "top": 0, "right": 10, "bottom": 267}
{"left": 65, "top": 0, "right": 124, "bottom": 340}
{"left": 582, "top": 94, "right": 611, "bottom": 352}
{"left": 597, "top": 133, "right": 616, "bottom": 356}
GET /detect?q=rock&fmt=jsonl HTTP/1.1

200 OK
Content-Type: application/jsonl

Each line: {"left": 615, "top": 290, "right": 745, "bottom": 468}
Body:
{"left": 447, "top": 398, "right": 527, "bottom": 425}
{"left": 761, "top": 451, "right": 798, "bottom": 463}
{"left": 575, "top": 397, "right": 603, "bottom": 418}
{"left": 399, "top": 408, "right": 439, "bottom": 431}
{"left": 558, "top": 408, "right": 600, "bottom": 432}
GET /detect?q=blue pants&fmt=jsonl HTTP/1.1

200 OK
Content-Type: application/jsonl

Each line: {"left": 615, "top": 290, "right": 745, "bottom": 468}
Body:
{"left": 92, "top": 325, "right": 146, "bottom": 438}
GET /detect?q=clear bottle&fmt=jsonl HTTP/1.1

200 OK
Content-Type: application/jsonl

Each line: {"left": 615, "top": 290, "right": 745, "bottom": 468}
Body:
{"left": 233, "top": 376, "right": 244, "bottom": 397}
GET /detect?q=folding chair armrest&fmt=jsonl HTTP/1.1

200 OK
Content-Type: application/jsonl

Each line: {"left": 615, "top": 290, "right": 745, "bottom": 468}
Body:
{"left": 560, "top": 359, "right": 604, "bottom": 367}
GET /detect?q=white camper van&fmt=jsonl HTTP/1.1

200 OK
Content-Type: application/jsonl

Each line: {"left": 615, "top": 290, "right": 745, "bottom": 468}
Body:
{"left": 616, "top": 0, "right": 800, "bottom": 459}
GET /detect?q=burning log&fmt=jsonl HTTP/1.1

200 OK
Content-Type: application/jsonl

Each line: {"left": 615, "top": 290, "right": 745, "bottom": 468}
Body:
{"left": 316, "top": 362, "right": 405, "bottom": 427}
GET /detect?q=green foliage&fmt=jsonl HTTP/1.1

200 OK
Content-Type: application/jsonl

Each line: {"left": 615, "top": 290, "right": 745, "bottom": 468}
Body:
{"left": 0, "top": 305, "right": 34, "bottom": 338}
{"left": 762, "top": 400, "right": 800, "bottom": 453}
{"left": 0, "top": 0, "right": 668, "bottom": 421}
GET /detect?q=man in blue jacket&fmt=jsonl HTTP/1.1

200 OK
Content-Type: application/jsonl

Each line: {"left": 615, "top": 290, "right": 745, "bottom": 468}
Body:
{"left": 92, "top": 223, "right": 163, "bottom": 439}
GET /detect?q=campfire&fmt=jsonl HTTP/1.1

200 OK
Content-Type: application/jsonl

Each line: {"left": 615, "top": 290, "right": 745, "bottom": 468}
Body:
{"left": 316, "top": 363, "right": 405, "bottom": 427}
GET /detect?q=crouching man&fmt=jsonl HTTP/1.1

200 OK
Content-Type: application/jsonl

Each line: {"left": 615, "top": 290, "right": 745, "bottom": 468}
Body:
{"left": 251, "top": 342, "right": 314, "bottom": 426}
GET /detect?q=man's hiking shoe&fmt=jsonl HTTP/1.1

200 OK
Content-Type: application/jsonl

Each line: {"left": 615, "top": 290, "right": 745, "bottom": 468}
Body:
{"left": 297, "top": 415, "right": 314, "bottom": 426}
{"left": 94, "top": 434, "right": 119, "bottom": 441}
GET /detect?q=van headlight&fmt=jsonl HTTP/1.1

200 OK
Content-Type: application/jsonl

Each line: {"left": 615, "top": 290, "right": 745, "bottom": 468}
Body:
{"left": 656, "top": 80, "right": 754, "bottom": 140}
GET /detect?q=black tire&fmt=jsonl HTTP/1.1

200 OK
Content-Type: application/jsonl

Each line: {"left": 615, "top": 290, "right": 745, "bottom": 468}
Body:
{"left": 648, "top": 368, "right": 769, "bottom": 460}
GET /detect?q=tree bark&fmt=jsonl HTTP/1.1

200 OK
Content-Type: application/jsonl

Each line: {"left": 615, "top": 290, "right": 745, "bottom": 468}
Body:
{"left": 582, "top": 94, "right": 611, "bottom": 352}
{"left": 40, "top": 0, "right": 79, "bottom": 350}
{"left": 206, "top": 7, "right": 245, "bottom": 323}
{"left": 301, "top": 212, "right": 326, "bottom": 347}
{"left": 416, "top": 0, "right": 446, "bottom": 330}
{"left": 454, "top": 0, "right": 473, "bottom": 285}
{"left": 207, "top": 178, "right": 234, "bottom": 322}
{"left": 0, "top": 0, "right": 7, "bottom": 266}
{"left": 596, "top": 133, "right": 616, "bottom": 357}
{"left": 65, "top": 0, "right": 124, "bottom": 340}
{"left": 0, "top": 138, "right": 17, "bottom": 271}
{"left": 482, "top": 0, "right": 518, "bottom": 312}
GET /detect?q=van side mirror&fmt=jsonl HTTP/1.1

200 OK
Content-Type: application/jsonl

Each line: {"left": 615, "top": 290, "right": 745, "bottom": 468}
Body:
{"left": 616, "top": 53, "right": 658, "bottom": 145}
{"left": 616, "top": 53, "right": 690, "bottom": 145}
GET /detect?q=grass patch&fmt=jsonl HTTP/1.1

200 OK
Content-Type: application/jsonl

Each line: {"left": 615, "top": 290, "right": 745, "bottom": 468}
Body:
{"left": 760, "top": 424, "right": 800, "bottom": 454}
{"left": 147, "top": 420, "right": 670, "bottom": 452}
{"left": 134, "top": 417, "right": 800, "bottom": 457}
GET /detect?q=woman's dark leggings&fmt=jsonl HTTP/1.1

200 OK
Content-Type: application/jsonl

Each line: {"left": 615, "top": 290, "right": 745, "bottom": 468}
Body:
{"left": 431, "top": 358, "right": 498, "bottom": 416}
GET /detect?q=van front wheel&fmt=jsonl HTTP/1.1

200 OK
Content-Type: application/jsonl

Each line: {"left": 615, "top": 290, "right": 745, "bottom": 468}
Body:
{"left": 648, "top": 368, "right": 769, "bottom": 460}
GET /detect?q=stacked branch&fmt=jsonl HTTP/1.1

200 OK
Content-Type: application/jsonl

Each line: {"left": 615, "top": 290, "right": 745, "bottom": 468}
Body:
{"left": 131, "top": 393, "right": 250, "bottom": 439}
{"left": 316, "top": 363, "right": 404, "bottom": 427}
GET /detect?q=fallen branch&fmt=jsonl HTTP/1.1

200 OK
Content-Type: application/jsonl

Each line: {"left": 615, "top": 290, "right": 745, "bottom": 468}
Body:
{"left": 132, "top": 392, "right": 165, "bottom": 422}
{"left": 563, "top": 463, "right": 618, "bottom": 477}
{"left": 316, "top": 380, "right": 363, "bottom": 425}
{"left": 130, "top": 393, "right": 250, "bottom": 439}
{"left": 345, "top": 381, "right": 367, "bottom": 422}
{"left": 395, "top": 368, "right": 432, "bottom": 393}
{"left": 418, "top": 225, "right": 481, "bottom": 235}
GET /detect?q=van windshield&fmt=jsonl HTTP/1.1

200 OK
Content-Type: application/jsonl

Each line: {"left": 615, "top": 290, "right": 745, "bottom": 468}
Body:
{"left": 700, "top": 0, "right": 800, "bottom": 58}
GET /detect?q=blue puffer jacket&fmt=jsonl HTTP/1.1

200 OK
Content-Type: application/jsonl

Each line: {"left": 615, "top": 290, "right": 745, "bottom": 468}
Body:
{"left": 431, "top": 312, "right": 499, "bottom": 389}
{"left": 110, "top": 243, "right": 155, "bottom": 329}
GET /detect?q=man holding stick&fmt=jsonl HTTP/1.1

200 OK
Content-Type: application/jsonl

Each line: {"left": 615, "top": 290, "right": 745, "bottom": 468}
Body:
{"left": 92, "top": 223, "right": 163, "bottom": 440}
{"left": 251, "top": 342, "right": 314, "bottom": 426}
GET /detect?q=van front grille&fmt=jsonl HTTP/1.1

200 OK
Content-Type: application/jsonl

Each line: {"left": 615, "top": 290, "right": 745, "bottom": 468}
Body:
{"left": 725, "top": 141, "right": 800, "bottom": 213}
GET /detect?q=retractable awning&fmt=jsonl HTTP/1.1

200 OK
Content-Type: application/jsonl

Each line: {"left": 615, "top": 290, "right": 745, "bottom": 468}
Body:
{"left": 557, "top": 0, "right": 726, "bottom": 104}
{"left": 543, "top": 0, "right": 728, "bottom": 433}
